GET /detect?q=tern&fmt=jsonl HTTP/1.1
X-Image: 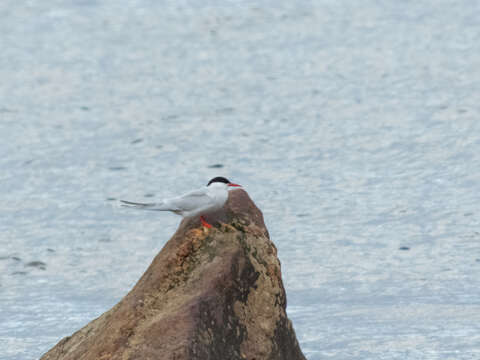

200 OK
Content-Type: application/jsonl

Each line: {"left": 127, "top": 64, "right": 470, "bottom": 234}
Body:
{"left": 120, "top": 176, "right": 241, "bottom": 228}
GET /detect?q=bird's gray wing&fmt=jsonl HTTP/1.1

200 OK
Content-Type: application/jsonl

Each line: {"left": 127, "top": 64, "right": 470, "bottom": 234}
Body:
{"left": 165, "top": 188, "right": 214, "bottom": 212}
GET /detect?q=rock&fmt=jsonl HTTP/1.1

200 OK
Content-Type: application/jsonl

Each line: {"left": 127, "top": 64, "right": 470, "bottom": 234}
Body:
{"left": 41, "top": 189, "right": 306, "bottom": 360}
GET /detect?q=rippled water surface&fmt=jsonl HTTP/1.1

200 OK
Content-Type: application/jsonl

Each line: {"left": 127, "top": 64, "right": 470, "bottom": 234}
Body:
{"left": 1, "top": 1, "right": 480, "bottom": 359}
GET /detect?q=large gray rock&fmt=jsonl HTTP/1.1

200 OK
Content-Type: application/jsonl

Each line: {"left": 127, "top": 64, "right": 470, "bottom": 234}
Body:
{"left": 41, "top": 189, "right": 306, "bottom": 360}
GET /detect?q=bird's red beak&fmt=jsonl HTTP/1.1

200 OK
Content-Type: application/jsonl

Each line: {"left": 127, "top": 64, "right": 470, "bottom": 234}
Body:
{"left": 228, "top": 183, "right": 241, "bottom": 187}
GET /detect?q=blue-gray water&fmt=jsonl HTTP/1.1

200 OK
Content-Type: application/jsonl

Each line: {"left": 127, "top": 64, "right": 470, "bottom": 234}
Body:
{"left": 1, "top": 1, "right": 480, "bottom": 359}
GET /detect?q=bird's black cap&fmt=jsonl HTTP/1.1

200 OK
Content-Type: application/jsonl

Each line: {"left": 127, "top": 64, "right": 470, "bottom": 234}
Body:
{"left": 207, "top": 176, "right": 230, "bottom": 186}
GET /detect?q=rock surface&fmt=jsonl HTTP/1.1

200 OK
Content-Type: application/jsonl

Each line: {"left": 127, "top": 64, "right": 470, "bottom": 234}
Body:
{"left": 41, "top": 189, "right": 306, "bottom": 360}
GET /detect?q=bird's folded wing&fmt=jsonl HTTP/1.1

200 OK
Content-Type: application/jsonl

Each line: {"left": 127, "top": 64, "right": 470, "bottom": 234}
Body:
{"left": 166, "top": 188, "right": 213, "bottom": 212}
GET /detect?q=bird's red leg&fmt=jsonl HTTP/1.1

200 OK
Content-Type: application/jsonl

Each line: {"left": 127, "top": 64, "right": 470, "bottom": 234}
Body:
{"left": 200, "top": 216, "right": 212, "bottom": 228}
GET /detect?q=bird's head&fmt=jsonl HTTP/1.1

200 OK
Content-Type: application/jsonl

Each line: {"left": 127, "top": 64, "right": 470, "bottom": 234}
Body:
{"left": 207, "top": 176, "right": 241, "bottom": 188}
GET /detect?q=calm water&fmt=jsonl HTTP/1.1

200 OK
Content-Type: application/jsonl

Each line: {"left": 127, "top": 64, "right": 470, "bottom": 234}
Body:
{"left": 1, "top": 1, "right": 480, "bottom": 359}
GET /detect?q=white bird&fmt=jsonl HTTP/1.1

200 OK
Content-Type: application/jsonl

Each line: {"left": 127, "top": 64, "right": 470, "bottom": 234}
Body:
{"left": 120, "top": 176, "right": 241, "bottom": 228}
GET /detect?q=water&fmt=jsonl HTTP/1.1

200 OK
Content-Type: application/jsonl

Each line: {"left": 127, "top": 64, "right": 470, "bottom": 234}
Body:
{"left": 1, "top": 1, "right": 480, "bottom": 359}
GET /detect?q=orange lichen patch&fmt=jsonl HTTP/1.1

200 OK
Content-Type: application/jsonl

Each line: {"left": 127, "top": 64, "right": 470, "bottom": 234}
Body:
{"left": 175, "top": 228, "right": 208, "bottom": 265}
{"left": 176, "top": 242, "right": 193, "bottom": 263}
{"left": 187, "top": 228, "right": 205, "bottom": 240}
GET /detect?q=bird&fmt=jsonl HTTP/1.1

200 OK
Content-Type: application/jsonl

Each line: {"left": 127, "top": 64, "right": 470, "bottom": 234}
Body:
{"left": 120, "top": 176, "right": 241, "bottom": 228}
